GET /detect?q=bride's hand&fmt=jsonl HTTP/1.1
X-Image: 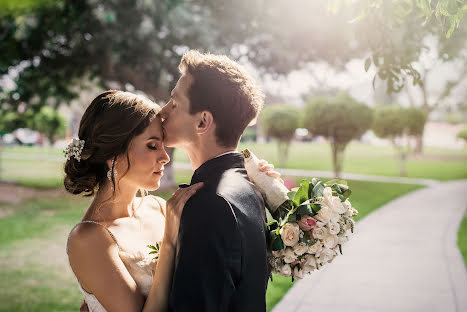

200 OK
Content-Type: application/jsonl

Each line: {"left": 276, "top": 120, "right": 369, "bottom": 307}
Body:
{"left": 258, "top": 160, "right": 283, "bottom": 184}
{"left": 163, "top": 182, "right": 204, "bottom": 249}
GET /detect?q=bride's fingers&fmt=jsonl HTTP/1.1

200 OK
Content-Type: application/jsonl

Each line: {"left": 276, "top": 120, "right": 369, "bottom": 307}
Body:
{"left": 178, "top": 182, "right": 203, "bottom": 203}
{"left": 258, "top": 159, "right": 267, "bottom": 167}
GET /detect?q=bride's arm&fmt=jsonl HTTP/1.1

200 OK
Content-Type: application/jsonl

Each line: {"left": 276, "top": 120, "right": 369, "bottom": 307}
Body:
{"left": 143, "top": 182, "right": 204, "bottom": 312}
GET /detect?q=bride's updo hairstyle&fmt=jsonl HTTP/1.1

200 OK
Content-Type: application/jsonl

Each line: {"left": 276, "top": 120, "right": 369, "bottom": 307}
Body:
{"left": 64, "top": 90, "right": 161, "bottom": 196}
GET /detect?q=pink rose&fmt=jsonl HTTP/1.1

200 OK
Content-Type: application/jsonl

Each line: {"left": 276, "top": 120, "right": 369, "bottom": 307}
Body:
{"left": 297, "top": 215, "right": 317, "bottom": 231}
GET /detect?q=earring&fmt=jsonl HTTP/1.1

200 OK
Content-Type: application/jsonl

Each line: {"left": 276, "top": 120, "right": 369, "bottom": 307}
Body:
{"left": 107, "top": 159, "right": 118, "bottom": 191}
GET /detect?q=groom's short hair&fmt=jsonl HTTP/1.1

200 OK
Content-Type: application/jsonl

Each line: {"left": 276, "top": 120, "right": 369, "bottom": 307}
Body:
{"left": 179, "top": 50, "right": 264, "bottom": 147}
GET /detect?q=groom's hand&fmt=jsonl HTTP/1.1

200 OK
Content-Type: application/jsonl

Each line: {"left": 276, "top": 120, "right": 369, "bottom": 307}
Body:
{"left": 258, "top": 160, "right": 284, "bottom": 184}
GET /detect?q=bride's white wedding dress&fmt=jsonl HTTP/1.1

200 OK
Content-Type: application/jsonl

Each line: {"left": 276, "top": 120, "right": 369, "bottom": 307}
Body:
{"left": 67, "top": 220, "right": 156, "bottom": 312}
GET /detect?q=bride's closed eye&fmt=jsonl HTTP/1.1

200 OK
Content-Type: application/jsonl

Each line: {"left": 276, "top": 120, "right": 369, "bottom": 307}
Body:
{"left": 147, "top": 145, "right": 158, "bottom": 150}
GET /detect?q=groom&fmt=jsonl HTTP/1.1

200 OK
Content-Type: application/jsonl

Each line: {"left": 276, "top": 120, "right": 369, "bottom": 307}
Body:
{"left": 159, "top": 50, "right": 269, "bottom": 311}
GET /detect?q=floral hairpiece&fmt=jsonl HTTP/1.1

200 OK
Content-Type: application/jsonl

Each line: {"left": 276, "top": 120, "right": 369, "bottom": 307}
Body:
{"left": 64, "top": 138, "right": 85, "bottom": 162}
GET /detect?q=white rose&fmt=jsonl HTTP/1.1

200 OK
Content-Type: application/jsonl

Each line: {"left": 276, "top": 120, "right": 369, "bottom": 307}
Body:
{"left": 280, "top": 264, "right": 292, "bottom": 277}
{"left": 328, "top": 222, "right": 340, "bottom": 235}
{"left": 304, "top": 254, "right": 317, "bottom": 268}
{"left": 312, "top": 226, "right": 328, "bottom": 240}
{"left": 316, "top": 206, "right": 331, "bottom": 223}
{"left": 293, "top": 242, "right": 308, "bottom": 256}
{"left": 308, "top": 242, "right": 323, "bottom": 255}
{"left": 330, "top": 210, "right": 341, "bottom": 223}
{"left": 303, "top": 265, "right": 315, "bottom": 274}
{"left": 293, "top": 266, "right": 305, "bottom": 279}
{"left": 323, "top": 234, "right": 339, "bottom": 249}
{"left": 320, "top": 248, "right": 336, "bottom": 262}
{"left": 281, "top": 222, "right": 300, "bottom": 247}
{"left": 283, "top": 247, "right": 297, "bottom": 264}
{"left": 322, "top": 187, "right": 346, "bottom": 215}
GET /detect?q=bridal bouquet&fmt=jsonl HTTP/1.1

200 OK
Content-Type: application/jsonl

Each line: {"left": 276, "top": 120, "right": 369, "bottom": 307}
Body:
{"left": 242, "top": 149, "right": 358, "bottom": 280}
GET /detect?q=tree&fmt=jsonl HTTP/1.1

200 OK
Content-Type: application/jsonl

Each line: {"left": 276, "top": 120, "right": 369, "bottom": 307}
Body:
{"left": 260, "top": 104, "right": 300, "bottom": 167}
{"left": 457, "top": 127, "right": 467, "bottom": 146}
{"left": 303, "top": 93, "right": 373, "bottom": 178}
{"left": 0, "top": 0, "right": 271, "bottom": 188}
{"left": 372, "top": 106, "right": 426, "bottom": 176}
{"left": 341, "top": 0, "right": 467, "bottom": 93}
{"left": 31, "top": 106, "right": 66, "bottom": 143}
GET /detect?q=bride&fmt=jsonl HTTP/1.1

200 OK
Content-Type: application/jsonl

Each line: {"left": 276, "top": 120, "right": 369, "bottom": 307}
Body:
{"left": 65, "top": 90, "right": 278, "bottom": 311}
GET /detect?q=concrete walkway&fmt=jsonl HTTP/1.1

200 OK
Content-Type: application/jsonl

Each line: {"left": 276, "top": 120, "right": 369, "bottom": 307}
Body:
{"left": 273, "top": 179, "right": 467, "bottom": 312}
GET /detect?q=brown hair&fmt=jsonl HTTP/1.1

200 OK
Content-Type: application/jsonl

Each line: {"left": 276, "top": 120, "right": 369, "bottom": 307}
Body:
{"left": 64, "top": 90, "right": 160, "bottom": 196}
{"left": 179, "top": 50, "right": 264, "bottom": 147}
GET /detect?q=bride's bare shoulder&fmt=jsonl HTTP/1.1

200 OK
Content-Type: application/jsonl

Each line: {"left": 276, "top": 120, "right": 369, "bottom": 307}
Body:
{"left": 67, "top": 222, "right": 117, "bottom": 258}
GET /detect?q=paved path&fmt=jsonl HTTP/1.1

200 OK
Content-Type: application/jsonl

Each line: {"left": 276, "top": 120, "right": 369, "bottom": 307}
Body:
{"left": 273, "top": 179, "right": 467, "bottom": 312}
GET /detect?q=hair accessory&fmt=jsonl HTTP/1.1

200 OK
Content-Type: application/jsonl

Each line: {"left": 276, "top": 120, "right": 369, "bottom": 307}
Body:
{"left": 64, "top": 138, "right": 85, "bottom": 162}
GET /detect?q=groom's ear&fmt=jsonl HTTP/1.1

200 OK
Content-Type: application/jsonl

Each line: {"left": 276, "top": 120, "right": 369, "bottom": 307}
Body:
{"left": 196, "top": 110, "right": 214, "bottom": 135}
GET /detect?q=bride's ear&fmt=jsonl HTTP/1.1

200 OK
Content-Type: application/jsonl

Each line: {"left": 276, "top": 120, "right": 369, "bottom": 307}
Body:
{"left": 196, "top": 111, "right": 214, "bottom": 135}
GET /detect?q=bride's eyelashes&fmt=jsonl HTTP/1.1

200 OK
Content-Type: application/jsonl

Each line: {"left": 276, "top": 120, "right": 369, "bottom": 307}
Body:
{"left": 147, "top": 144, "right": 158, "bottom": 150}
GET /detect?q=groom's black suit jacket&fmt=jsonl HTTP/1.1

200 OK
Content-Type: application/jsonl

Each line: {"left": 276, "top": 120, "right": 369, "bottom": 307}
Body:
{"left": 168, "top": 152, "right": 269, "bottom": 312}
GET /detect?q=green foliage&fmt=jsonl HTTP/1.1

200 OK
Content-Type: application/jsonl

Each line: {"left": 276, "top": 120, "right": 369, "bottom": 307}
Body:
{"left": 30, "top": 106, "right": 67, "bottom": 142}
{"left": 372, "top": 106, "right": 426, "bottom": 138}
{"left": 345, "top": 0, "right": 467, "bottom": 93}
{"left": 303, "top": 94, "right": 373, "bottom": 144}
{"left": 0, "top": 110, "right": 28, "bottom": 132}
{"left": 458, "top": 216, "right": 467, "bottom": 269}
{"left": 372, "top": 106, "right": 426, "bottom": 176}
{"left": 457, "top": 127, "right": 467, "bottom": 142}
{"left": 261, "top": 104, "right": 300, "bottom": 141}
{"left": 260, "top": 104, "right": 300, "bottom": 167}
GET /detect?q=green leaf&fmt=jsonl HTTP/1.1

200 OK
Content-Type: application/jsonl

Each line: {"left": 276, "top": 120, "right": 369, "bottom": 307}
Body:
{"left": 147, "top": 245, "right": 157, "bottom": 250}
{"left": 364, "top": 57, "right": 371, "bottom": 72}
{"left": 330, "top": 183, "right": 342, "bottom": 195}
{"left": 310, "top": 203, "right": 321, "bottom": 213}
{"left": 271, "top": 236, "right": 285, "bottom": 251}
{"left": 287, "top": 190, "right": 297, "bottom": 201}
{"left": 288, "top": 214, "right": 298, "bottom": 222}
{"left": 297, "top": 204, "right": 313, "bottom": 216}
{"left": 293, "top": 180, "right": 309, "bottom": 206}
{"left": 312, "top": 181, "right": 325, "bottom": 197}
{"left": 446, "top": 18, "right": 456, "bottom": 38}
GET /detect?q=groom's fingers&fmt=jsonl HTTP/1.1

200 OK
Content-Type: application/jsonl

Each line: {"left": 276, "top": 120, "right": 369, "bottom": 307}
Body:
{"left": 259, "top": 163, "right": 274, "bottom": 172}
{"left": 265, "top": 170, "right": 281, "bottom": 179}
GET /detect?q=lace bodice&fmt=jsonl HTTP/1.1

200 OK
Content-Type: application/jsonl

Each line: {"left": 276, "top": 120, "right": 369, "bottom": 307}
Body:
{"left": 67, "top": 220, "right": 157, "bottom": 312}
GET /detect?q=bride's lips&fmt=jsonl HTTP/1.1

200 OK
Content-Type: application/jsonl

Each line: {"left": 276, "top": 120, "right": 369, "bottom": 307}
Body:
{"left": 154, "top": 169, "right": 164, "bottom": 176}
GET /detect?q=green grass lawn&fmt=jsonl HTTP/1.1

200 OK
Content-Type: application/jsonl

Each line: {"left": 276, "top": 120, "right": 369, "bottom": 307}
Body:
{"left": 458, "top": 215, "right": 467, "bottom": 269}
{"left": 3, "top": 142, "right": 467, "bottom": 184}
{"left": 176, "top": 142, "right": 467, "bottom": 181}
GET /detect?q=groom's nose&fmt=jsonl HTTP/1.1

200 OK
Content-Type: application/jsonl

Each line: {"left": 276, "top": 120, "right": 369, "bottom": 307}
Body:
{"left": 159, "top": 105, "right": 169, "bottom": 121}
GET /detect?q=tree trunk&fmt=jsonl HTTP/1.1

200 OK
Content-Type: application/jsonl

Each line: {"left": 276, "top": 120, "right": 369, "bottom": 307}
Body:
{"left": 277, "top": 140, "right": 290, "bottom": 168}
{"left": 391, "top": 138, "right": 407, "bottom": 177}
{"left": 414, "top": 131, "right": 424, "bottom": 154}
{"left": 330, "top": 142, "right": 346, "bottom": 178}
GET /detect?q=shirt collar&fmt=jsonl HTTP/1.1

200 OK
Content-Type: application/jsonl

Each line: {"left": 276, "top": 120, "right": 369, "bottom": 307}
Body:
{"left": 190, "top": 151, "right": 244, "bottom": 185}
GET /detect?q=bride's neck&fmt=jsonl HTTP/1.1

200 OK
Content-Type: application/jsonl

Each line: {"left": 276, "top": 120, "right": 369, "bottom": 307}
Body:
{"left": 88, "top": 182, "right": 139, "bottom": 221}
